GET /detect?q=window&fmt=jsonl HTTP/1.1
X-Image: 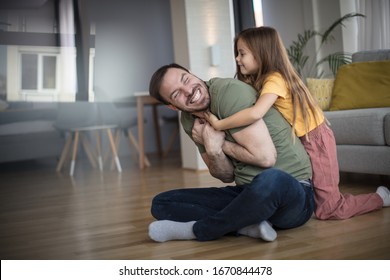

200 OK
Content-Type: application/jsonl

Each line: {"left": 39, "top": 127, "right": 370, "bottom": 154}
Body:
{"left": 6, "top": 46, "right": 94, "bottom": 102}
{"left": 42, "top": 56, "right": 57, "bottom": 89}
{"left": 253, "top": 0, "right": 263, "bottom": 27}
{"left": 21, "top": 53, "right": 58, "bottom": 92}
{"left": 1, "top": 0, "right": 95, "bottom": 102}
{"left": 15, "top": 47, "right": 62, "bottom": 101}
{"left": 21, "top": 54, "right": 38, "bottom": 90}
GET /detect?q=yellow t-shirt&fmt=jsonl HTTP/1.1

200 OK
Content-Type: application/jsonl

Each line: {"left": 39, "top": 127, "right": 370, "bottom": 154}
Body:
{"left": 261, "top": 72, "right": 324, "bottom": 137}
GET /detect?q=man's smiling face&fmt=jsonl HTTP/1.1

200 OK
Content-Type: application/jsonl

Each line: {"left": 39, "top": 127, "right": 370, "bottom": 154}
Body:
{"left": 159, "top": 67, "right": 210, "bottom": 113}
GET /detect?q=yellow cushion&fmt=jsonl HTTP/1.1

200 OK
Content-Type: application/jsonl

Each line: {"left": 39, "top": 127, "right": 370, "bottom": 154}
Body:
{"left": 307, "top": 78, "right": 334, "bottom": 111}
{"left": 329, "top": 61, "right": 390, "bottom": 111}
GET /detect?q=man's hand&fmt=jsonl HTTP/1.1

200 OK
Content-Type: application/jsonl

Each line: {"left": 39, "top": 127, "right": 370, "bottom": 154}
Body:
{"left": 192, "top": 118, "right": 234, "bottom": 183}
{"left": 191, "top": 117, "right": 206, "bottom": 145}
{"left": 192, "top": 118, "right": 225, "bottom": 154}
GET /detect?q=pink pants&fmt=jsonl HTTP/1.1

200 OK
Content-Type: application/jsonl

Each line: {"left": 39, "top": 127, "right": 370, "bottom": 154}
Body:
{"left": 300, "top": 122, "right": 383, "bottom": 220}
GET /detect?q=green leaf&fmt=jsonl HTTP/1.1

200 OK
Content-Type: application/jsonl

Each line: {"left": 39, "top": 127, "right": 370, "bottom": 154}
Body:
{"left": 317, "top": 52, "right": 352, "bottom": 76}
{"left": 287, "top": 13, "right": 365, "bottom": 79}
{"left": 321, "top": 13, "right": 365, "bottom": 45}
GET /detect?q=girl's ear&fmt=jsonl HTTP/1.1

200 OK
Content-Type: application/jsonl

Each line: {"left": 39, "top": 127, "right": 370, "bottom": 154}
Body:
{"left": 167, "top": 104, "right": 178, "bottom": 111}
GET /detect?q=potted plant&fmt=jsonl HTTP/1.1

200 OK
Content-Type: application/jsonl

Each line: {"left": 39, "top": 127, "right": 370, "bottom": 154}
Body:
{"left": 286, "top": 12, "right": 365, "bottom": 110}
{"left": 287, "top": 12, "right": 365, "bottom": 79}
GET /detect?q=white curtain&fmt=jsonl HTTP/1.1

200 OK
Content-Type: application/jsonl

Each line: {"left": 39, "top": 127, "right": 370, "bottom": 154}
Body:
{"left": 356, "top": 0, "right": 390, "bottom": 50}
{"left": 59, "top": 0, "right": 77, "bottom": 99}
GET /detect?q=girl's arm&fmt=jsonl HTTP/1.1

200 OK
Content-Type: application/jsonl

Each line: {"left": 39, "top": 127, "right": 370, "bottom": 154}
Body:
{"left": 205, "top": 93, "right": 278, "bottom": 131}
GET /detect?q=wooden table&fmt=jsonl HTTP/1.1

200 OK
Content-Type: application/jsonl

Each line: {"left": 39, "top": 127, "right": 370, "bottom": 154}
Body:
{"left": 135, "top": 92, "right": 162, "bottom": 169}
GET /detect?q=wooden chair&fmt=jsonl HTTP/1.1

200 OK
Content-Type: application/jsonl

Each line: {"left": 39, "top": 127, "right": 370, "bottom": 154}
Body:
{"left": 54, "top": 102, "right": 122, "bottom": 176}
{"left": 161, "top": 115, "right": 179, "bottom": 157}
{"left": 112, "top": 118, "right": 151, "bottom": 168}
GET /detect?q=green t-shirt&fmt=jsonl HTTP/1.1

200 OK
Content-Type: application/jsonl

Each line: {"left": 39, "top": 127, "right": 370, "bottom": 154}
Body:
{"left": 181, "top": 77, "right": 312, "bottom": 185}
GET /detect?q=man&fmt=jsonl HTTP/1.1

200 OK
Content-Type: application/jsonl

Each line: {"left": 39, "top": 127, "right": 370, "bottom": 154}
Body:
{"left": 147, "top": 63, "right": 314, "bottom": 242}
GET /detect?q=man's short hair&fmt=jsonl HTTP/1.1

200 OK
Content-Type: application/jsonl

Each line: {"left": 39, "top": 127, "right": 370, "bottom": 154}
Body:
{"left": 149, "top": 63, "right": 189, "bottom": 104}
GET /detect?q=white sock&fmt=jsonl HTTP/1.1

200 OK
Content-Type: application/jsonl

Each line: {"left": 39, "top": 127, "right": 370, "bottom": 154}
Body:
{"left": 238, "top": 221, "right": 277, "bottom": 242}
{"left": 376, "top": 186, "right": 390, "bottom": 207}
{"left": 148, "top": 220, "right": 196, "bottom": 242}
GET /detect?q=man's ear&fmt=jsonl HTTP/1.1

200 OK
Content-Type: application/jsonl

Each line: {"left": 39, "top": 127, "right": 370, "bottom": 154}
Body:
{"left": 167, "top": 104, "right": 178, "bottom": 111}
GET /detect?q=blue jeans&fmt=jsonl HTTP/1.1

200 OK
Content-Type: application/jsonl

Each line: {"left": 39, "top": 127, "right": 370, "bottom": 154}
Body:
{"left": 151, "top": 168, "right": 315, "bottom": 241}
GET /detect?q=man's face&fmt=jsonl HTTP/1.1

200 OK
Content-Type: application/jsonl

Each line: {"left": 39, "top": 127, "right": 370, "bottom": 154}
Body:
{"left": 159, "top": 67, "right": 210, "bottom": 113}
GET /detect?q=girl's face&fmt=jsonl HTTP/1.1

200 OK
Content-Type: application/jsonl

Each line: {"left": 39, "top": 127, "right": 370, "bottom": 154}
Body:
{"left": 235, "top": 38, "right": 259, "bottom": 75}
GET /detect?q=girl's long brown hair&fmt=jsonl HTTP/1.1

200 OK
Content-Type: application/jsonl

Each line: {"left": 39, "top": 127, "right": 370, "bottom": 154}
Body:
{"left": 234, "top": 26, "right": 321, "bottom": 138}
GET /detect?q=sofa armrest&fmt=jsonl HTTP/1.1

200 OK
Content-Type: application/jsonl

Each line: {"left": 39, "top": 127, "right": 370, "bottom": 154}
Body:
{"left": 0, "top": 109, "right": 57, "bottom": 125}
{"left": 352, "top": 49, "right": 390, "bottom": 62}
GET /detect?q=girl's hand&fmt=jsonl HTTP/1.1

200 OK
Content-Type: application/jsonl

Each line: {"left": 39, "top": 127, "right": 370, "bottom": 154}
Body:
{"left": 204, "top": 111, "right": 222, "bottom": 130}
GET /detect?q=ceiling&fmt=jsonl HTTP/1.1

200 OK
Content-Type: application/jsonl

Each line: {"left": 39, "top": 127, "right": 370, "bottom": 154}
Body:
{"left": 0, "top": 0, "right": 49, "bottom": 9}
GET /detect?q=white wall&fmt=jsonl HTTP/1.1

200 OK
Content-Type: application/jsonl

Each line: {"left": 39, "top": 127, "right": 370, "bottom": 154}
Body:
{"left": 262, "top": 0, "right": 346, "bottom": 78}
{"left": 262, "top": 0, "right": 342, "bottom": 50}
{"left": 184, "top": 0, "right": 236, "bottom": 80}
{"left": 340, "top": 0, "right": 359, "bottom": 54}
{"left": 90, "top": 0, "right": 174, "bottom": 101}
{"left": 89, "top": 0, "right": 179, "bottom": 155}
{"left": 170, "top": 0, "right": 236, "bottom": 170}
{"left": 262, "top": 0, "right": 311, "bottom": 47}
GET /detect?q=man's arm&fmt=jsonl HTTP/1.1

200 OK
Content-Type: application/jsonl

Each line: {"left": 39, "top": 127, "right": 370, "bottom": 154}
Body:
{"left": 192, "top": 118, "right": 235, "bottom": 183}
{"left": 222, "top": 118, "right": 277, "bottom": 168}
{"left": 205, "top": 79, "right": 277, "bottom": 168}
{"left": 200, "top": 151, "right": 235, "bottom": 183}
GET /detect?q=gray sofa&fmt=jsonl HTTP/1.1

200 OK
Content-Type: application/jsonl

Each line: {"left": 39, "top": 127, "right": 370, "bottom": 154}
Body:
{"left": 323, "top": 49, "right": 390, "bottom": 176}
{"left": 0, "top": 101, "right": 139, "bottom": 165}
{"left": 0, "top": 101, "right": 126, "bottom": 165}
{"left": 0, "top": 102, "right": 65, "bottom": 163}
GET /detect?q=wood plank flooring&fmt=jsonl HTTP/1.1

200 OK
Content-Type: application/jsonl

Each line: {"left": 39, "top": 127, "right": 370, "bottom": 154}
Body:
{"left": 0, "top": 153, "right": 389, "bottom": 260}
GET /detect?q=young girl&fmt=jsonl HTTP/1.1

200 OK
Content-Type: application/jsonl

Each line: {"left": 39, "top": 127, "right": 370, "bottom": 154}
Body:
{"left": 204, "top": 26, "right": 390, "bottom": 220}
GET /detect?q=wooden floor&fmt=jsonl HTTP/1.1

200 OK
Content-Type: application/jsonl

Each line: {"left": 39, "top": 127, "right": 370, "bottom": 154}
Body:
{"left": 0, "top": 153, "right": 389, "bottom": 260}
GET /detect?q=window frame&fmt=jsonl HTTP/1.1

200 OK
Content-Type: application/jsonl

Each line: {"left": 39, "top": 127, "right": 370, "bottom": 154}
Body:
{"left": 6, "top": 45, "right": 95, "bottom": 102}
{"left": 19, "top": 51, "right": 60, "bottom": 97}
